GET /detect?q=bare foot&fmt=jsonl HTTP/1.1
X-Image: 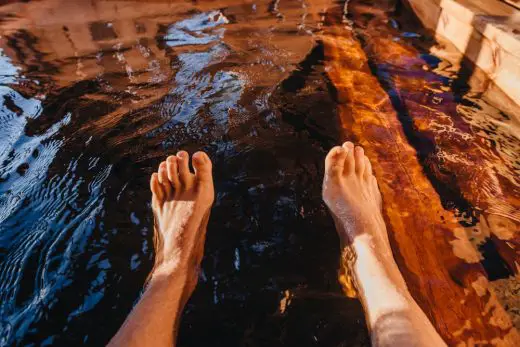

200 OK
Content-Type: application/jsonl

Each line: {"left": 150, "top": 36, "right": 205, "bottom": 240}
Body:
{"left": 322, "top": 142, "right": 388, "bottom": 249}
{"left": 322, "top": 143, "right": 448, "bottom": 347}
{"left": 149, "top": 150, "right": 214, "bottom": 292}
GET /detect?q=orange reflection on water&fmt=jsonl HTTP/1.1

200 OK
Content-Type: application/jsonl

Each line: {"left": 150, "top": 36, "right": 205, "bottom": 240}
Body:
{"left": 321, "top": 1, "right": 519, "bottom": 344}
{"left": 0, "top": 0, "right": 518, "bottom": 345}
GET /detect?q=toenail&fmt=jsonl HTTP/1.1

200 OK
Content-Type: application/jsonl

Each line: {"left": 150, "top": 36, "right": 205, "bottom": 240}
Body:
{"left": 193, "top": 152, "right": 203, "bottom": 161}
{"left": 167, "top": 156, "right": 176, "bottom": 163}
{"left": 177, "top": 151, "right": 187, "bottom": 159}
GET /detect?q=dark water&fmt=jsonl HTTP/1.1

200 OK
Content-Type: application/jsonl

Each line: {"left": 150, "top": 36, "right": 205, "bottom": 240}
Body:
{"left": 0, "top": 1, "right": 369, "bottom": 346}
{"left": 0, "top": 0, "right": 518, "bottom": 346}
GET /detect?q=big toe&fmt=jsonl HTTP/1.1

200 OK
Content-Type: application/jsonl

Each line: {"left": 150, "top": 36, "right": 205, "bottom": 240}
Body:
{"left": 193, "top": 151, "right": 213, "bottom": 186}
{"left": 363, "top": 156, "right": 373, "bottom": 180}
{"left": 325, "top": 146, "right": 348, "bottom": 179}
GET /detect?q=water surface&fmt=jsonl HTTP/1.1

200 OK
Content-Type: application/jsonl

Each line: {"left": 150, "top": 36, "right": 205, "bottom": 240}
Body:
{"left": 0, "top": 1, "right": 370, "bottom": 345}
{"left": 0, "top": 0, "right": 518, "bottom": 345}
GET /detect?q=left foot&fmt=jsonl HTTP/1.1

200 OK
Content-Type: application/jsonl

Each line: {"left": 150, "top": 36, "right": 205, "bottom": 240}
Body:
{"left": 149, "top": 150, "right": 214, "bottom": 290}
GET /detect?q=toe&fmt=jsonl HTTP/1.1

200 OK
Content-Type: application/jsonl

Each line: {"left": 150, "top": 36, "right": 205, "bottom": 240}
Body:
{"left": 193, "top": 151, "right": 213, "bottom": 185}
{"left": 342, "top": 142, "right": 355, "bottom": 175}
{"left": 177, "top": 150, "right": 194, "bottom": 189}
{"left": 150, "top": 172, "right": 164, "bottom": 202}
{"left": 166, "top": 156, "right": 181, "bottom": 190}
{"left": 363, "top": 156, "right": 373, "bottom": 180}
{"left": 158, "top": 162, "right": 173, "bottom": 199}
{"left": 325, "top": 146, "right": 347, "bottom": 178}
{"left": 354, "top": 146, "right": 365, "bottom": 177}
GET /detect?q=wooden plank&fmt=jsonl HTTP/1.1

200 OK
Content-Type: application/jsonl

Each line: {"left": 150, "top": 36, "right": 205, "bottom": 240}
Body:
{"left": 504, "top": 0, "right": 520, "bottom": 10}
{"left": 320, "top": 3, "right": 519, "bottom": 345}
{"left": 458, "top": 0, "right": 517, "bottom": 16}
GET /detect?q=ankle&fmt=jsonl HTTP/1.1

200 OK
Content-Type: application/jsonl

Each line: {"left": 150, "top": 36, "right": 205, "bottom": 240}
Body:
{"left": 352, "top": 234, "right": 390, "bottom": 259}
{"left": 151, "top": 259, "right": 199, "bottom": 289}
{"left": 352, "top": 234, "right": 408, "bottom": 293}
{"left": 336, "top": 216, "right": 390, "bottom": 249}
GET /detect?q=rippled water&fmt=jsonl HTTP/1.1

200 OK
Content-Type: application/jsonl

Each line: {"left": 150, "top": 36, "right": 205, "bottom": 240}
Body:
{"left": 0, "top": 0, "right": 518, "bottom": 346}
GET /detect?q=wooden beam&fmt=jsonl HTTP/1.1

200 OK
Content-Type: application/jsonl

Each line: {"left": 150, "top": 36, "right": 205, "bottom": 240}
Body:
{"left": 320, "top": 3, "right": 519, "bottom": 345}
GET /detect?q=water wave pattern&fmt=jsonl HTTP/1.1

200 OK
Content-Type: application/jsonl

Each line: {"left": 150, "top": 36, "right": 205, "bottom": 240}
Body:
{"left": 0, "top": 50, "right": 19, "bottom": 85}
{"left": 0, "top": 49, "right": 111, "bottom": 346}
{"left": 164, "top": 10, "right": 229, "bottom": 47}
{"left": 426, "top": 55, "right": 520, "bottom": 222}
{"left": 161, "top": 10, "right": 243, "bottom": 130}
{"left": 0, "top": 7, "right": 295, "bottom": 345}
{"left": 1, "top": 1, "right": 518, "bottom": 345}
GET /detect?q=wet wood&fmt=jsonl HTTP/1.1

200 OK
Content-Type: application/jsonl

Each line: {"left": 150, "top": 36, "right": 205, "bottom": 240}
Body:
{"left": 403, "top": 0, "right": 520, "bottom": 121}
{"left": 320, "top": 3, "right": 519, "bottom": 345}
{"left": 351, "top": 0, "right": 520, "bottom": 329}
{"left": 353, "top": 0, "right": 520, "bottom": 272}
{"left": 2, "top": 0, "right": 518, "bottom": 344}
{"left": 504, "top": 0, "right": 520, "bottom": 10}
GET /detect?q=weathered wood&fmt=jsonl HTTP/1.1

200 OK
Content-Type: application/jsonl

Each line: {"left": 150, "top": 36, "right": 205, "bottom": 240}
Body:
{"left": 320, "top": 4, "right": 519, "bottom": 345}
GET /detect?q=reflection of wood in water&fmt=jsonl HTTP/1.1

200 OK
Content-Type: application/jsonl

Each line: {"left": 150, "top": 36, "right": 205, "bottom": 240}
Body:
{"left": 320, "top": 2, "right": 519, "bottom": 345}
{"left": 0, "top": 0, "right": 328, "bottom": 155}
{"left": 348, "top": 0, "right": 520, "bottom": 332}
{"left": 2, "top": 0, "right": 520, "bottom": 344}
{"left": 0, "top": 1, "right": 181, "bottom": 145}
{"left": 351, "top": 0, "right": 520, "bottom": 269}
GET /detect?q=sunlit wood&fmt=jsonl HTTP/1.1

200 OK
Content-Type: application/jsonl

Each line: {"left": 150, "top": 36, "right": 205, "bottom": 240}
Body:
{"left": 320, "top": 3, "right": 519, "bottom": 344}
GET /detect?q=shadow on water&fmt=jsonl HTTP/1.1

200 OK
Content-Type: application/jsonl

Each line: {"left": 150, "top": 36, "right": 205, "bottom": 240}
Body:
{"left": 0, "top": 1, "right": 369, "bottom": 346}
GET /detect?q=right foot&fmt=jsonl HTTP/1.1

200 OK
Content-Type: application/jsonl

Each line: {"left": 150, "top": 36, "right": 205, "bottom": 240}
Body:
{"left": 322, "top": 142, "right": 388, "bottom": 249}
{"left": 149, "top": 150, "right": 214, "bottom": 290}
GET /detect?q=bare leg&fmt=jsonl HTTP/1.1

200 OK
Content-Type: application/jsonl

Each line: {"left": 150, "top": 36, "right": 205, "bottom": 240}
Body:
{"left": 109, "top": 150, "right": 214, "bottom": 347}
{"left": 322, "top": 142, "right": 446, "bottom": 347}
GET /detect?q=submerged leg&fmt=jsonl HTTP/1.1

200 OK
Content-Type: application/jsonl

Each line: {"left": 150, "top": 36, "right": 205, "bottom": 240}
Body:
{"left": 323, "top": 142, "right": 446, "bottom": 347}
{"left": 109, "top": 151, "right": 214, "bottom": 347}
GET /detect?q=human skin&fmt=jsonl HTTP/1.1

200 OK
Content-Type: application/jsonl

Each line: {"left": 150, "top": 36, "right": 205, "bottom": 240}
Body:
{"left": 323, "top": 141, "right": 447, "bottom": 347}
{"left": 110, "top": 143, "right": 446, "bottom": 347}
{"left": 108, "top": 150, "right": 214, "bottom": 347}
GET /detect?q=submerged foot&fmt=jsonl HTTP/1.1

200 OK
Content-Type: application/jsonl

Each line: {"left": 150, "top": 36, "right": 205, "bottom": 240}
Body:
{"left": 150, "top": 150, "right": 214, "bottom": 289}
{"left": 322, "top": 142, "right": 388, "bottom": 248}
